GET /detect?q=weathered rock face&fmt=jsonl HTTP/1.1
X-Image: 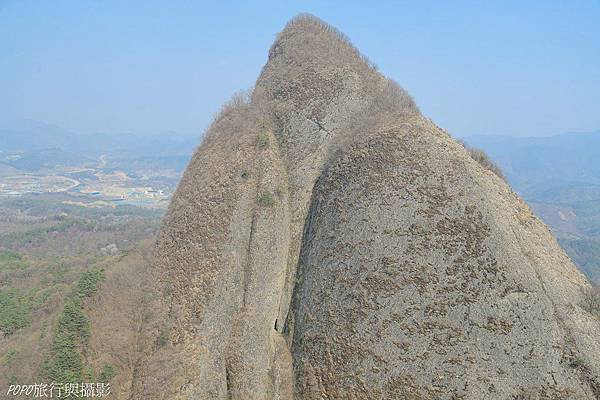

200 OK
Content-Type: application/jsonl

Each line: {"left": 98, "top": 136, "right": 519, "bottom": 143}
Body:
{"left": 133, "top": 14, "right": 600, "bottom": 400}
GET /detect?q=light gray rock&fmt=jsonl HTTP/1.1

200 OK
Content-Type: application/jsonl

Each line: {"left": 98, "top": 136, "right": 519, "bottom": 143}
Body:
{"left": 100, "top": 243, "right": 118, "bottom": 256}
{"left": 290, "top": 116, "right": 600, "bottom": 399}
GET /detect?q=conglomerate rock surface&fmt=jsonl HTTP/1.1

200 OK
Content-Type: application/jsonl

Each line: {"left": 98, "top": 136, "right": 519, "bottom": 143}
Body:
{"left": 132, "top": 14, "right": 600, "bottom": 400}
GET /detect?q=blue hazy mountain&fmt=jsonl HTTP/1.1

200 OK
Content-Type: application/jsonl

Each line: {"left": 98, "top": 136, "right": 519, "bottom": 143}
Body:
{"left": 0, "top": 119, "right": 198, "bottom": 171}
{"left": 465, "top": 131, "right": 600, "bottom": 198}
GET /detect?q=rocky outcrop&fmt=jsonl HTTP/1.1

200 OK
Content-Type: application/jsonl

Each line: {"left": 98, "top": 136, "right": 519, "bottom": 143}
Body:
{"left": 133, "top": 14, "right": 600, "bottom": 400}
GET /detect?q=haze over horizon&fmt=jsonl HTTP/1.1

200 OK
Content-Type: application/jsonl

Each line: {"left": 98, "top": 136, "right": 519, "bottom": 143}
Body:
{"left": 1, "top": 1, "right": 599, "bottom": 138}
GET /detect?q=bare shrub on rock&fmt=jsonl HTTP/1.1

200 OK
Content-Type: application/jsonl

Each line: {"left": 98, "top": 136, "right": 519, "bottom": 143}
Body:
{"left": 582, "top": 285, "right": 600, "bottom": 316}
{"left": 459, "top": 140, "right": 506, "bottom": 181}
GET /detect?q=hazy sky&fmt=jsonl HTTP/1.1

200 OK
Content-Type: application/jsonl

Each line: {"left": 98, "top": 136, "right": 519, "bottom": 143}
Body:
{"left": 1, "top": 1, "right": 599, "bottom": 137}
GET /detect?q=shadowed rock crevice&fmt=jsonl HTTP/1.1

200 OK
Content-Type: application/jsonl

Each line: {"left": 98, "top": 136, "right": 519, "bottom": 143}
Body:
{"left": 132, "top": 14, "right": 600, "bottom": 400}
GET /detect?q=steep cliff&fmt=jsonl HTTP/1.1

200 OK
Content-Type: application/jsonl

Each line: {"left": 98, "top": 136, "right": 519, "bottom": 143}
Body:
{"left": 133, "top": 14, "right": 600, "bottom": 400}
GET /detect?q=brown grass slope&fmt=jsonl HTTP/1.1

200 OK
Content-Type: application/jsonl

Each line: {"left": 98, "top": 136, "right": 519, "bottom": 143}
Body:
{"left": 0, "top": 198, "right": 161, "bottom": 396}
{"left": 134, "top": 14, "right": 600, "bottom": 400}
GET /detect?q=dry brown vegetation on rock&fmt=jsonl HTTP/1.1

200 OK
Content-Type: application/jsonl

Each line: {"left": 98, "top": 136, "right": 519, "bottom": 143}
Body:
{"left": 460, "top": 140, "right": 506, "bottom": 180}
{"left": 582, "top": 285, "right": 600, "bottom": 315}
{"left": 274, "top": 13, "right": 379, "bottom": 71}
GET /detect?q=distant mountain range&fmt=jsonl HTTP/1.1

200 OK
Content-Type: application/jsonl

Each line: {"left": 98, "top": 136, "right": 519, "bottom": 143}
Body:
{"left": 465, "top": 131, "right": 600, "bottom": 197}
{"left": 0, "top": 119, "right": 199, "bottom": 172}
{"left": 465, "top": 130, "right": 600, "bottom": 282}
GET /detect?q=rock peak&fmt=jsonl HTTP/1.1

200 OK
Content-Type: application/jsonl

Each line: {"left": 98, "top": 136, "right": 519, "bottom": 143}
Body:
{"left": 276, "top": 13, "right": 352, "bottom": 45}
{"left": 266, "top": 13, "right": 378, "bottom": 73}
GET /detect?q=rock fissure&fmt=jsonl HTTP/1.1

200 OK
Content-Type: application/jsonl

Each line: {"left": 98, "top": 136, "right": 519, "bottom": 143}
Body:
{"left": 242, "top": 211, "right": 258, "bottom": 308}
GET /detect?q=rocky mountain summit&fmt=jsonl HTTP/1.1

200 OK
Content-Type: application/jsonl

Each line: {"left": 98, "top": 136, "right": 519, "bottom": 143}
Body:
{"left": 133, "top": 14, "right": 600, "bottom": 400}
